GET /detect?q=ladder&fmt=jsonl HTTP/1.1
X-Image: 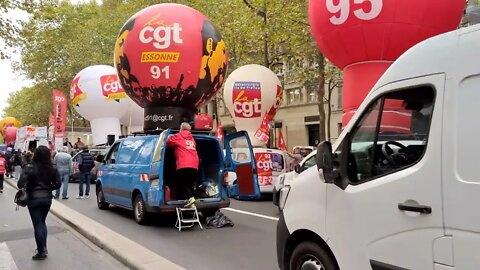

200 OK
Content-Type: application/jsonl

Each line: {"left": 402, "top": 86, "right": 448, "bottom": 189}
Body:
{"left": 175, "top": 207, "right": 203, "bottom": 231}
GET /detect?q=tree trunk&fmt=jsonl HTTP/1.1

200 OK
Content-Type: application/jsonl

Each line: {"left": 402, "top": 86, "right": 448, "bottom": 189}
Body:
{"left": 317, "top": 53, "right": 326, "bottom": 142}
{"left": 327, "top": 80, "right": 333, "bottom": 141}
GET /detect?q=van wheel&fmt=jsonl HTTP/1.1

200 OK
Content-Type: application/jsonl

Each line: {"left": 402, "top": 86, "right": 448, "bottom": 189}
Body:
{"left": 289, "top": 242, "right": 336, "bottom": 270}
{"left": 133, "top": 194, "right": 148, "bottom": 225}
{"left": 96, "top": 185, "right": 109, "bottom": 210}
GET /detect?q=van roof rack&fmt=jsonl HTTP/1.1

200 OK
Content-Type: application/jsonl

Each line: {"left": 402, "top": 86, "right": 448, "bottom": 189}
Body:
{"left": 129, "top": 128, "right": 214, "bottom": 137}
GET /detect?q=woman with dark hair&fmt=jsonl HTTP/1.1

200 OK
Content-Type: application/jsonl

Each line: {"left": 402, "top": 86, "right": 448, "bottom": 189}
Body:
{"left": 18, "top": 146, "right": 61, "bottom": 260}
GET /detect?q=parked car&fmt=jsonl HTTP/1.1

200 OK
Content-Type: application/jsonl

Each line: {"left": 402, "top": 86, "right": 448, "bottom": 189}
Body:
{"left": 70, "top": 147, "right": 109, "bottom": 183}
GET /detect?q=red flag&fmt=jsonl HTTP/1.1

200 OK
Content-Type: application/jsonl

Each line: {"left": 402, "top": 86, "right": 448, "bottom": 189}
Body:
{"left": 254, "top": 114, "right": 270, "bottom": 144}
{"left": 215, "top": 120, "right": 224, "bottom": 144}
{"left": 278, "top": 130, "right": 287, "bottom": 151}
{"left": 52, "top": 89, "right": 67, "bottom": 137}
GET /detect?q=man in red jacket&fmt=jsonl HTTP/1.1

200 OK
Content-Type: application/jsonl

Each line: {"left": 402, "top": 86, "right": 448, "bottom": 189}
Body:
{"left": 167, "top": 122, "right": 199, "bottom": 202}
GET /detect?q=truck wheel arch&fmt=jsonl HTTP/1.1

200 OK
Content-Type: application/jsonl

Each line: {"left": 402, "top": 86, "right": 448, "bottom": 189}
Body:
{"left": 131, "top": 189, "right": 143, "bottom": 207}
{"left": 284, "top": 229, "right": 338, "bottom": 270}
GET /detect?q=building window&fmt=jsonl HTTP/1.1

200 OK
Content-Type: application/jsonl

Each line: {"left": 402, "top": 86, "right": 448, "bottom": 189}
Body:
{"left": 306, "top": 85, "right": 318, "bottom": 103}
{"left": 337, "top": 81, "right": 343, "bottom": 109}
{"left": 287, "top": 88, "right": 303, "bottom": 105}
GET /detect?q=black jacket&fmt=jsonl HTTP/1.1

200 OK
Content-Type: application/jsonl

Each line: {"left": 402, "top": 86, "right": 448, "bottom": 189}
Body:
{"left": 78, "top": 151, "right": 95, "bottom": 172}
{"left": 18, "top": 164, "right": 61, "bottom": 199}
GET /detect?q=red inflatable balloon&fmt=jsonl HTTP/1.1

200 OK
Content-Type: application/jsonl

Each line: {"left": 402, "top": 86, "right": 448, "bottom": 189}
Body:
{"left": 309, "top": 0, "right": 465, "bottom": 126}
{"left": 114, "top": 4, "right": 228, "bottom": 130}
{"left": 4, "top": 126, "right": 17, "bottom": 147}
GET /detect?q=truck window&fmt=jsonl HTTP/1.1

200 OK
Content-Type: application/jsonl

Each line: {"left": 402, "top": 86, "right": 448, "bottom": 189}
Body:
{"left": 347, "top": 87, "right": 435, "bottom": 184}
{"left": 302, "top": 155, "right": 317, "bottom": 172}
{"left": 135, "top": 138, "right": 157, "bottom": 164}
{"left": 118, "top": 139, "right": 144, "bottom": 164}
{"left": 106, "top": 142, "right": 121, "bottom": 164}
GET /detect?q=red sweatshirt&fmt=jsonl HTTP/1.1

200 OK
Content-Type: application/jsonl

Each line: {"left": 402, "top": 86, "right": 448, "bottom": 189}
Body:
{"left": 0, "top": 157, "right": 6, "bottom": 174}
{"left": 166, "top": 130, "right": 199, "bottom": 170}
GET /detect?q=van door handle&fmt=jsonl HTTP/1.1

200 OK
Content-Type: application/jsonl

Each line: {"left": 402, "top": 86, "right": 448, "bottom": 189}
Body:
{"left": 398, "top": 203, "right": 432, "bottom": 214}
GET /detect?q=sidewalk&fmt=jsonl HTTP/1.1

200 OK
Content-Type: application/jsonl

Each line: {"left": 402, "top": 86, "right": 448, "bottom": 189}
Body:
{"left": 0, "top": 181, "right": 127, "bottom": 270}
{"left": 3, "top": 177, "right": 184, "bottom": 270}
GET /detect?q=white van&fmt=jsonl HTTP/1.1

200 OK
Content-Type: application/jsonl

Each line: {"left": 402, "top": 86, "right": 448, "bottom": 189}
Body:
{"left": 272, "top": 151, "right": 317, "bottom": 207}
{"left": 277, "top": 25, "right": 480, "bottom": 270}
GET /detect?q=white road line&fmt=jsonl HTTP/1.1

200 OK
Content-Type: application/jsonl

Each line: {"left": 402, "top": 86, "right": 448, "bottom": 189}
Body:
{"left": 223, "top": 207, "right": 279, "bottom": 221}
{"left": 0, "top": 242, "right": 18, "bottom": 270}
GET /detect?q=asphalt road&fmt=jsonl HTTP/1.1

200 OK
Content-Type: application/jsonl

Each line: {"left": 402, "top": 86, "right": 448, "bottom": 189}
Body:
{"left": 62, "top": 182, "right": 280, "bottom": 270}
{"left": 0, "top": 183, "right": 128, "bottom": 270}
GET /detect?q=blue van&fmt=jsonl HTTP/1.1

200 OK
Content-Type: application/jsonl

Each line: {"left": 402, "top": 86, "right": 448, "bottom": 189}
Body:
{"left": 96, "top": 129, "right": 260, "bottom": 224}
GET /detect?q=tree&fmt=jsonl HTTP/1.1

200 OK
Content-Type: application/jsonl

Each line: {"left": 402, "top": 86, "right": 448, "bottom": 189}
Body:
{"left": 6, "top": 0, "right": 149, "bottom": 125}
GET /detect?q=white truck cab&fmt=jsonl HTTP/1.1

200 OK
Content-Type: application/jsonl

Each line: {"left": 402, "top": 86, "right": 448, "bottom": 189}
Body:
{"left": 277, "top": 25, "right": 480, "bottom": 270}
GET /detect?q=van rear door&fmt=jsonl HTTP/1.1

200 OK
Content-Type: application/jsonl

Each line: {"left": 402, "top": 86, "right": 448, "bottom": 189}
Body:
{"left": 225, "top": 131, "right": 260, "bottom": 200}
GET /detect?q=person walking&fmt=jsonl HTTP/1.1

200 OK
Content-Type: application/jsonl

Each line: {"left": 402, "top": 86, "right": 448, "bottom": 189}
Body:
{"left": 166, "top": 122, "right": 199, "bottom": 203}
{"left": 53, "top": 146, "right": 72, "bottom": 199}
{"left": 4, "top": 148, "right": 12, "bottom": 178}
{"left": 22, "top": 151, "right": 33, "bottom": 167}
{"left": 76, "top": 146, "right": 94, "bottom": 199}
{"left": 0, "top": 153, "right": 6, "bottom": 193}
{"left": 17, "top": 146, "right": 61, "bottom": 260}
{"left": 12, "top": 149, "right": 22, "bottom": 180}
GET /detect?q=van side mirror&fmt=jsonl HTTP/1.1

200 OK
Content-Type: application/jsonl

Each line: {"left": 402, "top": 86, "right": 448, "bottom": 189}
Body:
{"left": 315, "top": 141, "right": 334, "bottom": 183}
{"left": 294, "top": 164, "right": 301, "bottom": 174}
{"left": 332, "top": 132, "right": 351, "bottom": 190}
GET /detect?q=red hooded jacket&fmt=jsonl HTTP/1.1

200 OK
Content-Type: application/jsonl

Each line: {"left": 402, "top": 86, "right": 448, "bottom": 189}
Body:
{"left": 0, "top": 157, "right": 6, "bottom": 174}
{"left": 166, "top": 130, "right": 199, "bottom": 170}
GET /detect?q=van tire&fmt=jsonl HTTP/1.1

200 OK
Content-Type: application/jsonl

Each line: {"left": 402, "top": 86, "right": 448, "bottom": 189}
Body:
{"left": 96, "top": 185, "right": 109, "bottom": 210}
{"left": 133, "top": 194, "right": 148, "bottom": 225}
{"left": 289, "top": 241, "right": 337, "bottom": 270}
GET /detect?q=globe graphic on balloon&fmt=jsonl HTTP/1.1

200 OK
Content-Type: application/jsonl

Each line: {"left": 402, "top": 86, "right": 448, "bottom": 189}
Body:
{"left": 114, "top": 3, "right": 228, "bottom": 130}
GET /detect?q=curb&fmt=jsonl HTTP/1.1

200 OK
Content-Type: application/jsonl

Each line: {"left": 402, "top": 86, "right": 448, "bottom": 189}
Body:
{"left": 5, "top": 178, "right": 184, "bottom": 270}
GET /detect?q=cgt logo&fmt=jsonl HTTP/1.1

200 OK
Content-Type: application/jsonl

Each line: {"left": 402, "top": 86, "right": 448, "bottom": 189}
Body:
{"left": 139, "top": 15, "right": 183, "bottom": 49}
{"left": 100, "top": 75, "right": 124, "bottom": 94}
{"left": 232, "top": 82, "right": 262, "bottom": 118}
{"left": 256, "top": 153, "right": 273, "bottom": 171}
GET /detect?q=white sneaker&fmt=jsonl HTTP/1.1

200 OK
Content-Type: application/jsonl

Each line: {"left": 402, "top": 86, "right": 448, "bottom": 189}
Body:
{"left": 85, "top": 196, "right": 89, "bottom": 199}
{"left": 76, "top": 195, "right": 83, "bottom": 199}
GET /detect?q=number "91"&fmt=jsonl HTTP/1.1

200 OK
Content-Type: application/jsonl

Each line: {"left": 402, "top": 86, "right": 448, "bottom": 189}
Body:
{"left": 326, "top": 0, "right": 383, "bottom": 25}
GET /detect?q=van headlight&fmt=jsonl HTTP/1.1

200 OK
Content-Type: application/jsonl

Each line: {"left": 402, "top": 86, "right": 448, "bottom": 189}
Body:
{"left": 278, "top": 186, "right": 291, "bottom": 211}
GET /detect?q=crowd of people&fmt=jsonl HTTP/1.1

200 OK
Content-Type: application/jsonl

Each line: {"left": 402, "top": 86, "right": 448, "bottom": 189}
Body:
{"left": 0, "top": 142, "right": 96, "bottom": 260}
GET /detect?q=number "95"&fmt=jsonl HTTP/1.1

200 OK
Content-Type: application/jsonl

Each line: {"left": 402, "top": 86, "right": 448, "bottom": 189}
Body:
{"left": 326, "top": 0, "right": 383, "bottom": 25}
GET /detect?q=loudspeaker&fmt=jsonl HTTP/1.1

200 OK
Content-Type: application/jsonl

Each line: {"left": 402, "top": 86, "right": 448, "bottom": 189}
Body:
{"left": 107, "top": 135, "right": 115, "bottom": 146}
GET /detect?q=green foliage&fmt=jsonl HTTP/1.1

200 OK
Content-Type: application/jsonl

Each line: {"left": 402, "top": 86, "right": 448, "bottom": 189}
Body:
{"left": 4, "top": 0, "right": 340, "bottom": 127}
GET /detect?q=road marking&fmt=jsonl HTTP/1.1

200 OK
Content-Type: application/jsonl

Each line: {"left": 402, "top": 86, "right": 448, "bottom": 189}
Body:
{"left": 223, "top": 208, "right": 279, "bottom": 221}
{"left": 0, "top": 242, "right": 18, "bottom": 270}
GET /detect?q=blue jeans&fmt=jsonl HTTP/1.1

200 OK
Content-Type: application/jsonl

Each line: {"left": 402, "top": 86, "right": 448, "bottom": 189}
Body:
{"left": 27, "top": 198, "right": 52, "bottom": 253}
{"left": 13, "top": 165, "right": 21, "bottom": 180}
{"left": 55, "top": 172, "right": 70, "bottom": 198}
{"left": 78, "top": 171, "right": 90, "bottom": 196}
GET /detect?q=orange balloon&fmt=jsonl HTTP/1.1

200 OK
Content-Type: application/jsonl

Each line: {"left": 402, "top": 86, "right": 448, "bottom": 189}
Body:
{"left": 0, "top": 117, "right": 21, "bottom": 137}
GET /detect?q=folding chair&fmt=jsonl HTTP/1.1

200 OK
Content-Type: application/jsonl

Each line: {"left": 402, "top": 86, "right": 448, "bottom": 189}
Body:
{"left": 175, "top": 206, "right": 203, "bottom": 231}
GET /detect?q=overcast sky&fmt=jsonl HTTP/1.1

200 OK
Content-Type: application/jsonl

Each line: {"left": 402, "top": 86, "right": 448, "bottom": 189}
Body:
{"left": 0, "top": 0, "right": 89, "bottom": 116}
